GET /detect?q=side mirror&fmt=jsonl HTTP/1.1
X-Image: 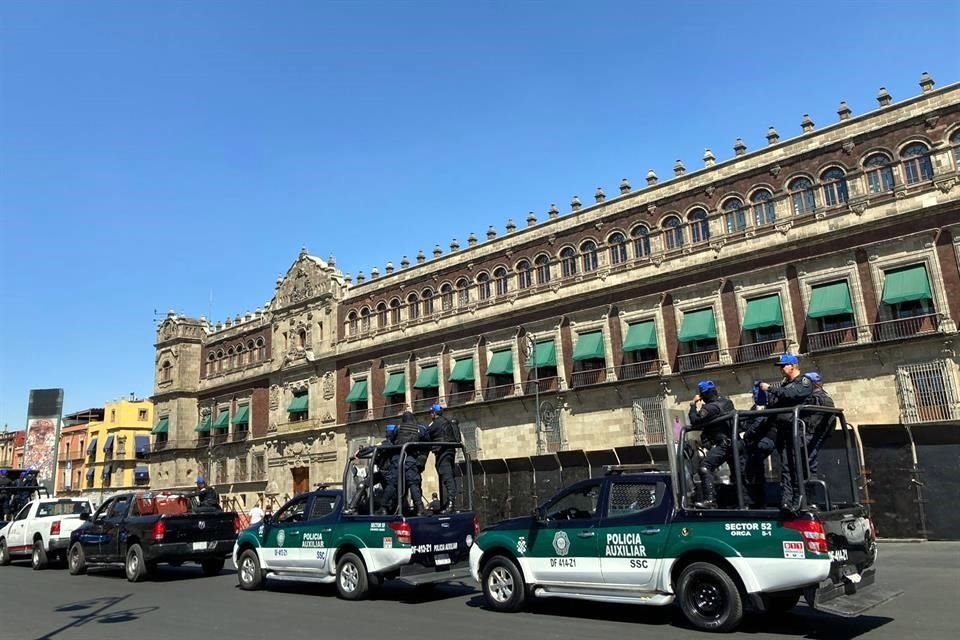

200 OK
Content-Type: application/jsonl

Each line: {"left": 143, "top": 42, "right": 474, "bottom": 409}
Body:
{"left": 532, "top": 507, "right": 547, "bottom": 524}
{"left": 79, "top": 512, "right": 90, "bottom": 521}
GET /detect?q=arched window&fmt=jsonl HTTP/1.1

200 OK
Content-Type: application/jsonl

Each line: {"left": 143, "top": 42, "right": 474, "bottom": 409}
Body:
{"left": 952, "top": 130, "right": 960, "bottom": 166}
{"left": 560, "top": 247, "right": 577, "bottom": 277}
{"left": 347, "top": 312, "right": 358, "bottom": 337}
{"left": 535, "top": 255, "right": 551, "bottom": 284}
{"left": 376, "top": 302, "right": 388, "bottom": 329}
{"left": 608, "top": 232, "right": 628, "bottom": 264}
{"left": 687, "top": 209, "right": 709, "bottom": 244}
{"left": 359, "top": 309, "right": 370, "bottom": 333}
{"left": 864, "top": 152, "right": 895, "bottom": 194}
{"left": 422, "top": 289, "right": 434, "bottom": 316}
{"left": 407, "top": 293, "right": 420, "bottom": 320}
{"left": 901, "top": 142, "right": 934, "bottom": 185}
{"left": 216, "top": 350, "right": 224, "bottom": 372}
{"left": 663, "top": 216, "right": 684, "bottom": 250}
{"left": 580, "top": 240, "right": 598, "bottom": 272}
{"left": 516, "top": 259, "right": 533, "bottom": 289}
{"left": 477, "top": 272, "right": 491, "bottom": 300}
{"left": 789, "top": 177, "right": 817, "bottom": 215}
{"left": 722, "top": 198, "right": 747, "bottom": 234}
{"left": 389, "top": 298, "right": 401, "bottom": 324}
{"left": 631, "top": 226, "right": 651, "bottom": 258}
{"left": 227, "top": 347, "right": 236, "bottom": 369}
{"left": 206, "top": 353, "right": 215, "bottom": 376}
{"left": 456, "top": 278, "right": 471, "bottom": 306}
{"left": 247, "top": 340, "right": 257, "bottom": 363}
{"left": 494, "top": 267, "right": 509, "bottom": 296}
{"left": 748, "top": 189, "right": 775, "bottom": 227}
{"left": 161, "top": 361, "right": 172, "bottom": 382}
{"left": 821, "top": 167, "right": 849, "bottom": 206}
{"left": 256, "top": 338, "right": 266, "bottom": 361}
{"left": 440, "top": 284, "right": 454, "bottom": 311}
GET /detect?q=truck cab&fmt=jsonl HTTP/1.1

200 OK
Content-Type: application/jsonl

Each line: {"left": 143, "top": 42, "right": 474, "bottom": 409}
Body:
{"left": 0, "top": 495, "right": 92, "bottom": 569}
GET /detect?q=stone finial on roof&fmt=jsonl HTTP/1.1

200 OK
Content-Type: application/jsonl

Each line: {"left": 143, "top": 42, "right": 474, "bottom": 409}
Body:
{"left": 526, "top": 211, "right": 537, "bottom": 227}
{"left": 837, "top": 101, "right": 852, "bottom": 121}
{"left": 216, "top": 321, "right": 223, "bottom": 330}
{"left": 385, "top": 261, "right": 395, "bottom": 274}
{"left": 673, "top": 160, "right": 685, "bottom": 176}
{"left": 254, "top": 308, "right": 262, "bottom": 317}
{"left": 327, "top": 255, "right": 336, "bottom": 267}
{"left": 570, "top": 195, "right": 582, "bottom": 211}
{"left": 275, "top": 275, "right": 283, "bottom": 288}
{"left": 167, "top": 309, "right": 176, "bottom": 318}
{"left": 416, "top": 250, "right": 426, "bottom": 264}
{"left": 594, "top": 187, "right": 605, "bottom": 203}
{"left": 467, "top": 232, "right": 478, "bottom": 247}
{"left": 486, "top": 225, "right": 497, "bottom": 240}
{"left": 801, "top": 114, "right": 815, "bottom": 133}
{"left": 733, "top": 138, "right": 747, "bottom": 156}
{"left": 225, "top": 318, "right": 233, "bottom": 328}
{"left": 299, "top": 246, "right": 308, "bottom": 256}
{"left": 401, "top": 255, "right": 410, "bottom": 269}
{"left": 919, "top": 72, "right": 935, "bottom": 93}
{"left": 506, "top": 218, "right": 516, "bottom": 233}
{"left": 646, "top": 169, "right": 657, "bottom": 186}
{"left": 199, "top": 315, "right": 208, "bottom": 324}
{"left": 235, "top": 314, "right": 242, "bottom": 324}
{"left": 703, "top": 149, "right": 716, "bottom": 167}
{"left": 450, "top": 238, "right": 460, "bottom": 252}
{"left": 356, "top": 270, "right": 365, "bottom": 284}
{"left": 371, "top": 266, "right": 379, "bottom": 279}
{"left": 619, "top": 178, "right": 631, "bottom": 194}
{"left": 877, "top": 87, "right": 892, "bottom": 107}
{"left": 766, "top": 126, "right": 780, "bottom": 145}
{"left": 244, "top": 312, "right": 252, "bottom": 321}
{"left": 432, "top": 244, "right": 443, "bottom": 258}
{"left": 344, "top": 273, "right": 352, "bottom": 285}
{"left": 548, "top": 203, "right": 560, "bottom": 219}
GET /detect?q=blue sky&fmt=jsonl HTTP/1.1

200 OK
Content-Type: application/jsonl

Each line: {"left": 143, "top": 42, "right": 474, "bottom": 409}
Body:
{"left": 1, "top": 0, "right": 958, "bottom": 428}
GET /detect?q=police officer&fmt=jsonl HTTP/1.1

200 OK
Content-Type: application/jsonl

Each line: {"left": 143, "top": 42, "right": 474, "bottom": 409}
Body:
{"left": 427, "top": 404, "right": 458, "bottom": 512}
{"left": 347, "top": 424, "right": 397, "bottom": 514}
{"left": 193, "top": 476, "right": 222, "bottom": 512}
{"left": 0, "top": 469, "right": 11, "bottom": 521}
{"left": 381, "top": 411, "right": 425, "bottom": 515}
{"left": 803, "top": 372, "right": 836, "bottom": 475}
{"left": 688, "top": 381, "right": 737, "bottom": 509}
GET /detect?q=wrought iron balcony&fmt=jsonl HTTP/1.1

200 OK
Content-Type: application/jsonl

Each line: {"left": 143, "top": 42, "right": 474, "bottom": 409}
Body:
{"left": 732, "top": 339, "right": 787, "bottom": 364}
{"left": 617, "top": 360, "right": 663, "bottom": 381}
{"left": 346, "top": 407, "right": 370, "bottom": 423}
{"left": 524, "top": 376, "right": 559, "bottom": 395}
{"left": 677, "top": 349, "right": 720, "bottom": 373}
{"left": 413, "top": 396, "right": 440, "bottom": 412}
{"left": 807, "top": 326, "right": 859, "bottom": 352}
{"left": 446, "top": 389, "right": 475, "bottom": 407}
{"left": 483, "top": 383, "right": 516, "bottom": 401}
{"left": 869, "top": 314, "right": 941, "bottom": 344}
{"left": 381, "top": 402, "right": 407, "bottom": 418}
{"left": 570, "top": 368, "right": 607, "bottom": 388}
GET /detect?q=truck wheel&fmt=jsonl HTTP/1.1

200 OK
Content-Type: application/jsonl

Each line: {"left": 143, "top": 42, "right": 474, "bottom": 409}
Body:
{"left": 125, "top": 544, "right": 149, "bottom": 582}
{"left": 336, "top": 552, "right": 370, "bottom": 600}
{"left": 677, "top": 562, "right": 743, "bottom": 633}
{"left": 766, "top": 592, "right": 801, "bottom": 614}
{"left": 201, "top": 557, "right": 226, "bottom": 577}
{"left": 237, "top": 549, "right": 264, "bottom": 591}
{"left": 68, "top": 542, "right": 87, "bottom": 575}
{"left": 32, "top": 540, "right": 49, "bottom": 570}
{"left": 0, "top": 539, "right": 10, "bottom": 566}
{"left": 481, "top": 555, "right": 526, "bottom": 613}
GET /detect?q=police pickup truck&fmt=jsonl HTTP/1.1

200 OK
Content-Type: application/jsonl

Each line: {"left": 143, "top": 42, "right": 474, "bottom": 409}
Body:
{"left": 234, "top": 442, "right": 477, "bottom": 599}
{"left": 471, "top": 407, "right": 897, "bottom": 632}
{"left": 0, "top": 496, "right": 92, "bottom": 569}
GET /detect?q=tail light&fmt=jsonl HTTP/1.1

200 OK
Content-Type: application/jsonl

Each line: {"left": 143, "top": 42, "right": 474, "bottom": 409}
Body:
{"left": 152, "top": 519, "right": 166, "bottom": 543}
{"left": 473, "top": 515, "right": 480, "bottom": 538}
{"left": 388, "top": 521, "right": 412, "bottom": 545}
{"left": 50, "top": 520, "right": 61, "bottom": 536}
{"left": 868, "top": 518, "right": 878, "bottom": 539}
{"left": 784, "top": 518, "right": 828, "bottom": 554}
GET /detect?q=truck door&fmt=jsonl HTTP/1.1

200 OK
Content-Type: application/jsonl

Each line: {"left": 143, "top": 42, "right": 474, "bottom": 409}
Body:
{"left": 263, "top": 495, "right": 308, "bottom": 569}
{"left": 301, "top": 493, "right": 340, "bottom": 572}
{"left": 82, "top": 498, "right": 113, "bottom": 561}
{"left": 100, "top": 495, "right": 131, "bottom": 560}
{"left": 8, "top": 502, "right": 33, "bottom": 554}
{"left": 527, "top": 480, "right": 604, "bottom": 585}
{"left": 598, "top": 479, "right": 671, "bottom": 591}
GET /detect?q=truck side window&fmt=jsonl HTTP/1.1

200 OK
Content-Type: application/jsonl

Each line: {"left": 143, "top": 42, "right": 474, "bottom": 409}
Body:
{"left": 309, "top": 496, "right": 338, "bottom": 520}
{"left": 15, "top": 505, "right": 30, "bottom": 521}
{"left": 276, "top": 497, "right": 308, "bottom": 524}
{"left": 93, "top": 499, "right": 113, "bottom": 521}
{"left": 109, "top": 498, "right": 130, "bottom": 519}
{"left": 545, "top": 482, "right": 602, "bottom": 521}
{"left": 607, "top": 482, "right": 664, "bottom": 519}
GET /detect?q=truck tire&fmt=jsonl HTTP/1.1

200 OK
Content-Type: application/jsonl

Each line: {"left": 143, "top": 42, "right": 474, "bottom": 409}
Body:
{"left": 677, "top": 561, "right": 744, "bottom": 633}
{"left": 125, "top": 544, "right": 149, "bottom": 582}
{"left": 0, "top": 539, "right": 11, "bottom": 566}
{"left": 32, "top": 540, "right": 49, "bottom": 570}
{"left": 766, "top": 592, "right": 801, "bottom": 614}
{"left": 335, "top": 552, "right": 370, "bottom": 600}
{"left": 201, "top": 557, "right": 226, "bottom": 577}
{"left": 481, "top": 555, "right": 526, "bottom": 613}
{"left": 68, "top": 542, "right": 87, "bottom": 575}
{"left": 237, "top": 549, "right": 264, "bottom": 590}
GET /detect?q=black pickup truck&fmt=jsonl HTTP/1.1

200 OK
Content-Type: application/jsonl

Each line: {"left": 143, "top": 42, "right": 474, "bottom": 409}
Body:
{"left": 67, "top": 491, "right": 238, "bottom": 582}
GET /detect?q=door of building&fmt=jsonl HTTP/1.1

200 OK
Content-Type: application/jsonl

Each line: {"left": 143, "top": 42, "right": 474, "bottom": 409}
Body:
{"left": 292, "top": 467, "right": 310, "bottom": 495}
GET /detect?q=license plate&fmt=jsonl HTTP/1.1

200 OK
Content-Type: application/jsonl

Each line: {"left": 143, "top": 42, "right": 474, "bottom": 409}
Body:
{"left": 192, "top": 542, "right": 207, "bottom": 551}
{"left": 435, "top": 554, "right": 451, "bottom": 566}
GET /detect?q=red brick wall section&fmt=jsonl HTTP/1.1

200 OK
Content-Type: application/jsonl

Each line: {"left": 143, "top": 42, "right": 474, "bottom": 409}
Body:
{"left": 607, "top": 307, "right": 624, "bottom": 369}
{"left": 440, "top": 348, "right": 451, "bottom": 404}
{"left": 407, "top": 355, "right": 417, "bottom": 407}
{"left": 477, "top": 338, "right": 488, "bottom": 392}
{"left": 935, "top": 228, "right": 960, "bottom": 323}
{"left": 720, "top": 280, "right": 741, "bottom": 353}
{"left": 785, "top": 265, "right": 808, "bottom": 351}
{"left": 560, "top": 319, "right": 574, "bottom": 388}
{"left": 336, "top": 367, "right": 350, "bottom": 424}
{"left": 855, "top": 248, "right": 880, "bottom": 323}
{"left": 371, "top": 359, "right": 385, "bottom": 415}
{"left": 661, "top": 294, "right": 679, "bottom": 370}
{"left": 252, "top": 387, "right": 269, "bottom": 437}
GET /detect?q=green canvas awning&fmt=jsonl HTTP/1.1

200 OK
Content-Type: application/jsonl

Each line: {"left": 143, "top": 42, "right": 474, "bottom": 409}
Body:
{"left": 572, "top": 331, "right": 605, "bottom": 361}
{"left": 882, "top": 265, "right": 933, "bottom": 305}
{"left": 807, "top": 281, "right": 853, "bottom": 318}
{"left": 287, "top": 394, "right": 309, "bottom": 413}
{"left": 622, "top": 321, "right": 657, "bottom": 352}
{"left": 449, "top": 357, "right": 475, "bottom": 382}
{"left": 531, "top": 340, "right": 557, "bottom": 367}
{"left": 487, "top": 350, "right": 514, "bottom": 376}
{"left": 212, "top": 412, "right": 230, "bottom": 430}
{"left": 383, "top": 372, "right": 406, "bottom": 397}
{"left": 413, "top": 365, "right": 439, "bottom": 389}
{"left": 232, "top": 405, "right": 249, "bottom": 425}
{"left": 679, "top": 308, "right": 717, "bottom": 342}
{"left": 152, "top": 418, "right": 169, "bottom": 435}
{"left": 742, "top": 294, "right": 784, "bottom": 330}
{"left": 345, "top": 379, "right": 368, "bottom": 404}
{"left": 194, "top": 416, "right": 211, "bottom": 433}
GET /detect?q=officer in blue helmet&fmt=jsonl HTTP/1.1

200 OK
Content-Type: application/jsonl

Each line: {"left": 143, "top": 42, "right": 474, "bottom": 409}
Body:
{"left": 380, "top": 411, "right": 425, "bottom": 515}
{"left": 193, "top": 475, "right": 222, "bottom": 512}
{"left": 346, "top": 424, "right": 398, "bottom": 514}
{"left": 688, "top": 380, "right": 737, "bottom": 509}
{"left": 0, "top": 468, "right": 11, "bottom": 521}
{"left": 427, "top": 403, "right": 459, "bottom": 512}
{"left": 802, "top": 372, "right": 836, "bottom": 475}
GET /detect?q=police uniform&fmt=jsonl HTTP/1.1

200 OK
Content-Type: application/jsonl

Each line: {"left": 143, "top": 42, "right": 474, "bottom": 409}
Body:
{"left": 348, "top": 426, "right": 397, "bottom": 513}
{"left": 427, "top": 408, "right": 458, "bottom": 511}
{"left": 803, "top": 373, "right": 835, "bottom": 475}
{"left": 381, "top": 412, "right": 424, "bottom": 515}
{"left": 766, "top": 368, "right": 815, "bottom": 509}
{"left": 0, "top": 471, "right": 11, "bottom": 520}
{"left": 688, "top": 381, "right": 738, "bottom": 508}
{"left": 193, "top": 478, "right": 222, "bottom": 512}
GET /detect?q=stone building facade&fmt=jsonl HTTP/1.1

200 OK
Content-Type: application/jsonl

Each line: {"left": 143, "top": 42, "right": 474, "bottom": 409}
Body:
{"left": 151, "top": 76, "right": 960, "bottom": 512}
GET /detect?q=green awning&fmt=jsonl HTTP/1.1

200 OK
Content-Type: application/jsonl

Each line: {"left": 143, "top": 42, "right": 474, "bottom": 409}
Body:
{"left": 622, "top": 321, "right": 657, "bottom": 352}
{"left": 807, "top": 281, "right": 853, "bottom": 318}
{"left": 678, "top": 308, "right": 717, "bottom": 342}
{"left": 212, "top": 412, "right": 230, "bottom": 430}
{"left": 413, "top": 365, "right": 439, "bottom": 389}
{"left": 742, "top": 294, "right": 784, "bottom": 330}
{"left": 532, "top": 340, "right": 557, "bottom": 367}
{"left": 152, "top": 418, "right": 169, "bottom": 435}
{"left": 572, "top": 331, "right": 605, "bottom": 361}
{"left": 288, "top": 393, "right": 310, "bottom": 413}
{"left": 449, "top": 357, "right": 475, "bottom": 382}
{"left": 487, "top": 350, "right": 514, "bottom": 376}
{"left": 232, "top": 405, "right": 249, "bottom": 425}
{"left": 194, "top": 416, "right": 211, "bottom": 433}
{"left": 383, "top": 372, "right": 406, "bottom": 397}
{"left": 882, "top": 265, "right": 933, "bottom": 305}
{"left": 345, "top": 379, "right": 368, "bottom": 404}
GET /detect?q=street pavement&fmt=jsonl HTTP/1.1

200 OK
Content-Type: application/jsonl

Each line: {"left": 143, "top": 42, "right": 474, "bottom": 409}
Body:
{"left": 0, "top": 542, "right": 956, "bottom": 640}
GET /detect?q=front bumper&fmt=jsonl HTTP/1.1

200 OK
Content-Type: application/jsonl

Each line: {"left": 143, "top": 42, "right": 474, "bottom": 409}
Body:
{"left": 145, "top": 539, "right": 234, "bottom": 563}
{"left": 806, "top": 566, "right": 902, "bottom": 617}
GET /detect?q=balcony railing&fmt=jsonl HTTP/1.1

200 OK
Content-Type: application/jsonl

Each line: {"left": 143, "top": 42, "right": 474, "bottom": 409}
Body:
{"left": 231, "top": 430, "right": 249, "bottom": 442}
{"left": 347, "top": 407, "right": 370, "bottom": 423}
{"left": 807, "top": 326, "right": 859, "bottom": 352}
{"left": 618, "top": 360, "right": 663, "bottom": 381}
{"left": 413, "top": 396, "right": 440, "bottom": 412}
{"left": 483, "top": 383, "right": 516, "bottom": 401}
{"left": 733, "top": 339, "right": 786, "bottom": 364}
{"left": 677, "top": 349, "right": 720, "bottom": 373}
{"left": 446, "top": 389, "right": 475, "bottom": 407}
{"left": 525, "top": 376, "right": 559, "bottom": 395}
{"left": 570, "top": 368, "right": 607, "bottom": 388}
{"left": 212, "top": 432, "right": 228, "bottom": 445}
{"left": 381, "top": 402, "right": 407, "bottom": 418}
{"left": 870, "top": 314, "right": 941, "bottom": 344}
{"left": 153, "top": 440, "right": 169, "bottom": 451}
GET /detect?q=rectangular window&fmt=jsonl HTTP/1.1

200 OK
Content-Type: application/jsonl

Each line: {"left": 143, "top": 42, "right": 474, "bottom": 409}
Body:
{"left": 235, "top": 457, "right": 248, "bottom": 482}
{"left": 254, "top": 454, "right": 266, "bottom": 480}
{"left": 138, "top": 409, "right": 148, "bottom": 421}
{"left": 607, "top": 482, "right": 663, "bottom": 518}
{"left": 895, "top": 360, "right": 960, "bottom": 424}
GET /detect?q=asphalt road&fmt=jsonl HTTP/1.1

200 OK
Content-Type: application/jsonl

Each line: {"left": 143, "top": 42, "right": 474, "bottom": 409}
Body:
{"left": 0, "top": 542, "right": 956, "bottom": 640}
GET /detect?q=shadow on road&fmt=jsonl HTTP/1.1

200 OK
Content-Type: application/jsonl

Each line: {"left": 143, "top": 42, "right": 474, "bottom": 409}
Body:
{"left": 37, "top": 595, "right": 159, "bottom": 639}
{"left": 249, "top": 578, "right": 476, "bottom": 604}
{"left": 80, "top": 564, "right": 236, "bottom": 582}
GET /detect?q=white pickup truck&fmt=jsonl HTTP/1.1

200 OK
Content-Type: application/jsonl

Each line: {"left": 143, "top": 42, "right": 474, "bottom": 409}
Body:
{"left": 0, "top": 497, "right": 93, "bottom": 569}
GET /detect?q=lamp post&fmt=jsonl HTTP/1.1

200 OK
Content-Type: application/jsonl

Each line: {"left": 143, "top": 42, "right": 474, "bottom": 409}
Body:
{"left": 523, "top": 333, "right": 543, "bottom": 454}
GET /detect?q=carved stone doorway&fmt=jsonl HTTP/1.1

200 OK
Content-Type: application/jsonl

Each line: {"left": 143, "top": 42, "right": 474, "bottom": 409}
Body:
{"left": 292, "top": 467, "right": 310, "bottom": 495}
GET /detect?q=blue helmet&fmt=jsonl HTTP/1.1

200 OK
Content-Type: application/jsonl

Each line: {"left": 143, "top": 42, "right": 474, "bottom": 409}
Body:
{"left": 385, "top": 424, "right": 397, "bottom": 433}
{"left": 807, "top": 372, "right": 823, "bottom": 385}
{"left": 776, "top": 354, "right": 800, "bottom": 366}
{"left": 430, "top": 404, "right": 443, "bottom": 415}
{"left": 0, "top": 469, "right": 7, "bottom": 476}
{"left": 697, "top": 380, "right": 716, "bottom": 395}
{"left": 196, "top": 476, "right": 205, "bottom": 485}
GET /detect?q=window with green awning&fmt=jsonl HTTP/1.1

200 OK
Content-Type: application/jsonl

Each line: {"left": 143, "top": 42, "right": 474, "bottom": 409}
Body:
{"left": 678, "top": 308, "right": 717, "bottom": 342}
{"left": 449, "top": 357, "right": 475, "bottom": 382}
{"left": 383, "top": 372, "right": 406, "bottom": 397}
{"left": 572, "top": 331, "right": 605, "bottom": 361}
{"left": 807, "top": 281, "right": 853, "bottom": 318}
{"left": 622, "top": 321, "right": 657, "bottom": 352}
{"left": 882, "top": 264, "right": 933, "bottom": 305}
{"left": 287, "top": 393, "right": 309, "bottom": 413}
{"left": 345, "top": 379, "right": 368, "bottom": 404}
{"left": 413, "top": 365, "right": 439, "bottom": 389}
{"left": 742, "top": 294, "right": 784, "bottom": 330}
{"left": 486, "top": 350, "right": 514, "bottom": 376}
{"left": 212, "top": 412, "right": 230, "bottom": 430}
{"left": 152, "top": 418, "right": 169, "bottom": 435}
{"left": 194, "top": 416, "right": 211, "bottom": 433}
{"left": 232, "top": 405, "right": 249, "bottom": 425}
{"left": 531, "top": 340, "right": 557, "bottom": 367}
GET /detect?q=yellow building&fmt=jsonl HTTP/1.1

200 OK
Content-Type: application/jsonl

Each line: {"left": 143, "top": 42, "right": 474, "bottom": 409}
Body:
{"left": 84, "top": 398, "right": 154, "bottom": 492}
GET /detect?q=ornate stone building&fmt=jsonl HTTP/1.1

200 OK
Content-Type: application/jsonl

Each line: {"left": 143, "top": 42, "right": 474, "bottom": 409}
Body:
{"left": 152, "top": 75, "right": 960, "bottom": 515}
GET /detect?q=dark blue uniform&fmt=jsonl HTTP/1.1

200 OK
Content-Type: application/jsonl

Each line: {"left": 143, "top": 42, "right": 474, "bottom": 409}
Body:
{"left": 381, "top": 412, "right": 424, "bottom": 515}
{"left": 804, "top": 387, "right": 836, "bottom": 475}
{"left": 428, "top": 414, "right": 458, "bottom": 511}
{"left": 767, "top": 373, "right": 815, "bottom": 508}
{"left": 689, "top": 393, "right": 737, "bottom": 508}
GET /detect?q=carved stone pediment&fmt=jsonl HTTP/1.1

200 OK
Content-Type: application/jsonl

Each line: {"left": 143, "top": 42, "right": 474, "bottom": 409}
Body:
{"left": 275, "top": 254, "right": 337, "bottom": 310}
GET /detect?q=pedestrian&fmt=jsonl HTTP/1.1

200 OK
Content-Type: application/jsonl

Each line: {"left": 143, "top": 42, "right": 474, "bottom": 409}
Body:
{"left": 427, "top": 404, "right": 459, "bottom": 512}
{"left": 687, "top": 381, "right": 738, "bottom": 509}
{"left": 249, "top": 500, "right": 265, "bottom": 526}
{"left": 803, "top": 372, "right": 836, "bottom": 476}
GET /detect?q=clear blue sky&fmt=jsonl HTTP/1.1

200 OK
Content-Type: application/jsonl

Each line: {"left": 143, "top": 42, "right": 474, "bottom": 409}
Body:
{"left": 1, "top": 0, "right": 958, "bottom": 428}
